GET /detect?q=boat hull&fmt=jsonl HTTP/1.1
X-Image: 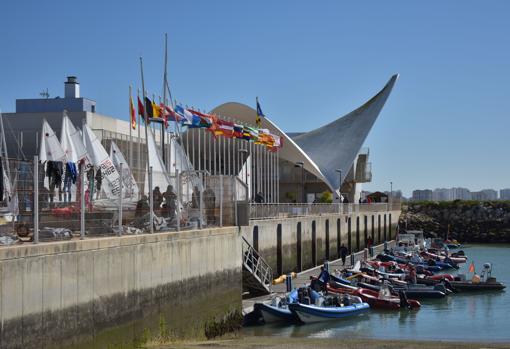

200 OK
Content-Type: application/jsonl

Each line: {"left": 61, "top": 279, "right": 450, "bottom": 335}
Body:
{"left": 254, "top": 303, "right": 296, "bottom": 323}
{"left": 288, "top": 302, "right": 369, "bottom": 324}
{"left": 354, "top": 288, "right": 421, "bottom": 310}
{"left": 449, "top": 281, "right": 506, "bottom": 292}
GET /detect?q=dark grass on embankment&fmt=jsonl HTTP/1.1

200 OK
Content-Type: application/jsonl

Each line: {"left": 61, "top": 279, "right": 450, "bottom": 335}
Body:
{"left": 146, "top": 335, "right": 510, "bottom": 349}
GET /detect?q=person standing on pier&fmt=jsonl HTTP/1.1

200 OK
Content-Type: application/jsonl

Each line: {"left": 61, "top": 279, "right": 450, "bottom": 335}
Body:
{"left": 339, "top": 244, "right": 348, "bottom": 266}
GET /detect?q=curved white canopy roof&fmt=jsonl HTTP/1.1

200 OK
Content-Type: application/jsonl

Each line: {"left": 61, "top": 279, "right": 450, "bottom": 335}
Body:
{"left": 210, "top": 74, "right": 398, "bottom": 192}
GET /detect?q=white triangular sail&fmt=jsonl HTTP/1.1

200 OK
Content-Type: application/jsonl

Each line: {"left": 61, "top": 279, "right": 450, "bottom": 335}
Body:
{"left": 169, "top": 133, "right": 201, "bottom": 202}
{"left": 61, "top": 112, "right": 87, "bottom": 163}
{"left": 238, "top": 154, "right": 251, "bottom": 200}
{"left": 39, "top": 119, "right": 66, "bottom": 162}
{"left": 110, "top": 141, "right": 139, "bottom": 200}
{"left": 83, "top": 124, "right": 121, "bottom": 199}
{"left": 144, "top": 127, "right": 172, "bottom": 195}
{"left": 0, "top": 111, "right": 17, "bottom": 218}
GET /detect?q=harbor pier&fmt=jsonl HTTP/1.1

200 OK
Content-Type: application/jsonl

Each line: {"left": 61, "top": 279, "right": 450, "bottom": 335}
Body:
{"left": 0, "top": 227, "right": 241, "bottom": 348}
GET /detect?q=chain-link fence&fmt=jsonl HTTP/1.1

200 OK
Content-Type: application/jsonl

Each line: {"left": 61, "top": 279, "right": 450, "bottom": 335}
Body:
{"left": 0, "top": 157, "right": 244, "bottom": 246}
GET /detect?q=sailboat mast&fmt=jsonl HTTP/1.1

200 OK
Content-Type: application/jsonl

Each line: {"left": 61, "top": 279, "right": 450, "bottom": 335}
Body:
{"left": 162, "top": 33, "right": 168, "bottom": 168}
{"left": 163, "top": 33, "right": 168, "bottom": 106}
{"left": 0, "top": 110, "right": 12, "bottom": 199}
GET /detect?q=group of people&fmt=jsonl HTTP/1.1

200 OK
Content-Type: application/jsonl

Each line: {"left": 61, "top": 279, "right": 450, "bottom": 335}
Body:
{"left": 135, "top": 184, "right": 218, "bottom": 226}
{"left": 40, "top": 161, "right": 99, "bottom": 207}
{"left": 135, "top": 185, "right": 177, "bottom": 220}
{"left": 45, "top": 160, "right": 81, "bottom": 204}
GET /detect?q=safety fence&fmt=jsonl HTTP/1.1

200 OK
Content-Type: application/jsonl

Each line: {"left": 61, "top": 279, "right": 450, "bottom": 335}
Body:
{"left": 0, "top": 157, "right": 245, "bottom": 246}
{"left": 249, "top": 202, "right": 399, "bottom": 220}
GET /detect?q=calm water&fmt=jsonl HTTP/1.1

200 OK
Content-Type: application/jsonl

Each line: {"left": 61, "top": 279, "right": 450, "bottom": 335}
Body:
{"left": 243, "top": 244, "right": 510, "bottom": 342}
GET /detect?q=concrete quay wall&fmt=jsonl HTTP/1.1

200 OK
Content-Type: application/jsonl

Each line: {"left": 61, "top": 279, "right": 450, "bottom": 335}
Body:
{"left": 242, "top": 210, "right": 400, "bottom": 275}
{"left": 0, "top": 227, "right": 242, "bottom": 349}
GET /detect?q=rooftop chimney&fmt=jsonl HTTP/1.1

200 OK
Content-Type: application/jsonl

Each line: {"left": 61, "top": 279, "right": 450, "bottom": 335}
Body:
{"left": 64, "top": 76, "right": 80, "bottom": 98}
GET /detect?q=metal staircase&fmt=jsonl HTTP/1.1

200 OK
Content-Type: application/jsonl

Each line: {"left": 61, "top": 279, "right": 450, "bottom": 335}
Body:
{"left": 242, "top": 237, "right": 272, "bottom": 296}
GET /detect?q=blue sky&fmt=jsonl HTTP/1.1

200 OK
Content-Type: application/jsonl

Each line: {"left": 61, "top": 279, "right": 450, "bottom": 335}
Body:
{"left": 1, "top": 1, "right": 509, "bottom": 196}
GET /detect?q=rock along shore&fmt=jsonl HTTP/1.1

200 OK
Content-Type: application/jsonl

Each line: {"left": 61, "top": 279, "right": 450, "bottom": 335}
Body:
{"left": 399, "top": 201, "right": 510, "bottom": 243}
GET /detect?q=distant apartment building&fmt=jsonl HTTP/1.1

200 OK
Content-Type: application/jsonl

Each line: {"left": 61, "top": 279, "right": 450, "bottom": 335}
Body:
{"left": 412, "top": 189, "right": 433, "bottom": 201}
{"left": 482, "top": 189, "right": 498, "bottom": 200}
{"left": 500, "top": 189, "right": 510, "bottom": 200}
{"left": 433, "top": 188, "right": 452, "bottom": 201}
{"left": 451, "top": 187, "right": 472, "bottom": 200}
{"left": 472, "top": 189, "right": 498, "bottom": 201}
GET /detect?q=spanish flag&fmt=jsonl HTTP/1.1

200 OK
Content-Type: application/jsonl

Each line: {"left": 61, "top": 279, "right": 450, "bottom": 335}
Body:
{"left": 129, "top": 95, "right": 136, "bottom": 130}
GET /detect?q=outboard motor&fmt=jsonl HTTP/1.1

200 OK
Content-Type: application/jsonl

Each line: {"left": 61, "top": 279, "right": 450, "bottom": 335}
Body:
{"left": 399, "top": 290, "right": 410, "bottom": 309}
{"left": 285, "top": 274, "right": 293, "bottom": 292}
{"left": 481, "top": 263, "right": 492, "bottom": 282}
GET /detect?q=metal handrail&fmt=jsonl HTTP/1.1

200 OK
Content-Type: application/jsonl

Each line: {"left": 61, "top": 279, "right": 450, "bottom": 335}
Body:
{"left": 249, "top": 202, "right": 398, "bottom": 220}
{"left": 242, "top": 237, "right": 272, "bottom": 292}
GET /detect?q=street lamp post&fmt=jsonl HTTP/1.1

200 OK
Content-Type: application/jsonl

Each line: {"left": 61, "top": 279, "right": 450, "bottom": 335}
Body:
{"left": 390, "top": 181, "right": 393, "bottom": 209}
{"left": 295, "top": 162, "right": 304, "bottom": 203}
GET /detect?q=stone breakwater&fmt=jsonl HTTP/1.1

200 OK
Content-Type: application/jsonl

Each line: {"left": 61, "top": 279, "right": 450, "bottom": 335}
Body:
{"left": 399, "top": 201, "right": 510, "bottom": 243}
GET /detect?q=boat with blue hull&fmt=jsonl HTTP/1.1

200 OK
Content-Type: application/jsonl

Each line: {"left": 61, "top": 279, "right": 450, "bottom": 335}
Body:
{"left": 254, "top": 302, "right": 296, "bottom": 323}
{"left": 289, "top": 300, "right": 370, "bottom": 324}
{"left": 254, "top": 288, "right": 321, "bottom": 323}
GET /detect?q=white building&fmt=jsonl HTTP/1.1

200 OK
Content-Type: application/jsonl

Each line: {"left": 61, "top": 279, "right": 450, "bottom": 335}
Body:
{"left": 500, "top": 189, "right": 510, "bottom": 200}
{"left": 412, "top": 189, "right": 433, "bottom": 201}
{"left": 451, "top": 187, "right": 472, "bottom": 200}
{"left": 432, "top": 188, "right": 452, "bottom": 201}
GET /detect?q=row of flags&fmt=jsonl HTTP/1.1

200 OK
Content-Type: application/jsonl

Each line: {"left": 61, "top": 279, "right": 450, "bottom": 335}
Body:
{"left": 129, "top": 94, "right": 282, "bottom": 151}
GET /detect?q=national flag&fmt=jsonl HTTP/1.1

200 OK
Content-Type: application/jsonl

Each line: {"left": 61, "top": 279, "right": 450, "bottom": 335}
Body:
{"left": 174, "top": 105, "right": 193, "bottom": 126}
{"left": 247, "top": 126, "right": 259, "bottom": 141}
{"left": 256, "top": 97, "right": 265, "bottom": 128}
{"left": 129, "top": 95, "right": 136, "bottom": 130}
{"left": 162, "top": 104, "right": 181, "bottom": 122}
{"left": 137, "top": 96, "right": 145, "bottom": 117}
{"left": 233, "top": 124, "right": 243, "bottom": 138}
{"left": 152, "top": 100, "right": 161, "bottom": 118}
{"left": 468, "top": 262, "right": 475, "bottom": 273}
{"left": 217, "top": 119, "right": 234, "bottom": 138}
{"left": 242, "top": 126, "right": 252, "bottom": 140}
{"left": 207, "top": 115, "right": 220, "bottom": 137}
{"left": 159, "top": 103, "right": 174, "bottom": 127}
{"left": 145, "top": 97, "right": 154, "bottom": 118}
{"left": 188, "top": 109, "right": 213, "bottom": 128}
{"left": 256, "top": 128, "right": 272, "bottom": 145}
{"left": 268, "top": 134, "right": 282, "bottom": 152}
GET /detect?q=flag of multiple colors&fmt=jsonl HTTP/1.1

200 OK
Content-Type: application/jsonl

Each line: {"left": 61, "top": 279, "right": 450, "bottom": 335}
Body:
{"left": 256, "top": 97, "right": 264, "bottom": 128}
{"left": 130, "top": 92, "right": 282, "bottom": 151}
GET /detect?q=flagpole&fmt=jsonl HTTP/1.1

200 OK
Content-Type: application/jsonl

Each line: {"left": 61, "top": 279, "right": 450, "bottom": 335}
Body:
{"left": 162, "top": 33, "right": 168, "bottom": 107}
{"left": 273, "top": 150, "right": 276, "bottom": 203}
{"left": 136, "top": 88, "right": 141, "bottom": 190}
{"left": 140, "top": 57, "right": 150, "bottom": 197}
{"left": 277, "top": 146, "right": 279, "bottom": 203}
{"left": 129, "top": 84, "right": 133, "bottom": 170}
